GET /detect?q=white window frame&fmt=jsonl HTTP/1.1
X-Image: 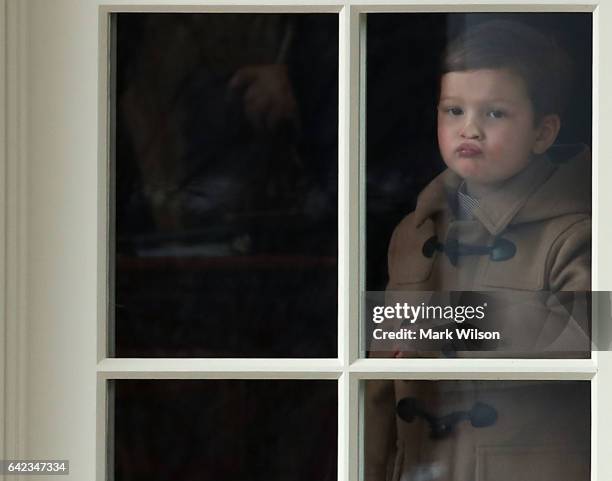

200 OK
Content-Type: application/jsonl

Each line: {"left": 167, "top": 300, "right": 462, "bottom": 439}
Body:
{"left": 2, "top": 1, "right": 611, "bottom": 481}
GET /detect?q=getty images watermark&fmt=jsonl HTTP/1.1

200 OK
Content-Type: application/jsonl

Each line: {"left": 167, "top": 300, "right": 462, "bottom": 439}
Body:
{"left": 365, "top": 291, "right": 600, "bottom": 354}
{"left": 371, "top": 300, "right": 498, "bottom": 342}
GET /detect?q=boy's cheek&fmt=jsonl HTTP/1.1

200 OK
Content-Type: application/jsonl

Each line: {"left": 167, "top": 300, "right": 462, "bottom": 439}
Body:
{"left": 437, "top": 123, "right": 449, "bottom": 142}
{"left": 437, "top": 130, "right": 454, "bottom": 157}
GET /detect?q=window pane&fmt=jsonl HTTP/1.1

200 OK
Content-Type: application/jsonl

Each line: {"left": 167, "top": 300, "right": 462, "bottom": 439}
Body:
{"left": 364, "top": 13, "right": 592, "bottom": 359}
{"left": 112, "top": 380, "right": 337, "bottom": 480}
{"left": 364, "top": 380, "right": 590, "bottom": 481}
{"left": 112, "top": 13, "right": 338, "bottom": 357}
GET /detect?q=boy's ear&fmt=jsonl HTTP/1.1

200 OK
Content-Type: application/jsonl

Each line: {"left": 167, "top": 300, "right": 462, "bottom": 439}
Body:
{"left": 532, "top": 114, "right": 561, "bottom": 154}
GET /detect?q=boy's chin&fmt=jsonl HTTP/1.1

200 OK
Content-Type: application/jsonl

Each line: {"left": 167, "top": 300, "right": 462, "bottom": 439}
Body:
{"left": 445, "top": 162, "right": 503, "bottom": 185}
{"left": 446, "top": 166, "right": 508, "bottom": 190}
{"left": 445, "top": 158, "right": 483, "bottom": 178}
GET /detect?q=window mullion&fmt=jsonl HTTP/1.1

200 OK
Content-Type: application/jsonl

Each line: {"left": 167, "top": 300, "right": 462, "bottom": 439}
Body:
{"left": 339, "top": 3, "right": 362, "bottom": 481}
{"left": 350, "top": 358, "right": 597, "bottom": 380}
{"left": 96, "top": 358, "right": 343, "bottom": 379}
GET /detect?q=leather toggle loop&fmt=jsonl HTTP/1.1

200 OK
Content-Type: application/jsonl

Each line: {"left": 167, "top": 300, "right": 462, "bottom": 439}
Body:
{"left": 421, "top": 236, "right": 516, "bottom": 266}
{"left": 396, "top": 397, "right": 498, "bottom": 440}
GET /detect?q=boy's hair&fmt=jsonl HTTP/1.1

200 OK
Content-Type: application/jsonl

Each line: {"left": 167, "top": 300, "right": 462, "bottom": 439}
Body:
{"left": 441, "top": 20, "right": 572, "bottom": 121}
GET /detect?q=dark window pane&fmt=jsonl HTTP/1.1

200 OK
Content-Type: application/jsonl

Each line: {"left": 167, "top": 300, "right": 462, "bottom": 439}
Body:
{"left": 365, "top": 13, "right": 592, "bottom": 359}
{"left": 112, "top": 13, "right": 339, "bottom": 357}
{"left": 364, "top": 380, "right": 590, "bottom": 481}
{"left": 113, "top": 380, "right": 337, "bottom": 481}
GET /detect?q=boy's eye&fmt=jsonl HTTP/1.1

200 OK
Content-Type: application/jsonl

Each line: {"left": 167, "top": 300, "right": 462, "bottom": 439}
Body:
{"left": 446, "top": 107, "right": 463, "bottom": 116}
{"left": 487, "top": 110, "right": 506, "bottom": 119}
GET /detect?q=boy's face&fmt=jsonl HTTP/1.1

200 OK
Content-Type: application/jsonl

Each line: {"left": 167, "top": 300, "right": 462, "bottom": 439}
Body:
{"left": 437, "top": 68, "right": 544, "bottom": 186}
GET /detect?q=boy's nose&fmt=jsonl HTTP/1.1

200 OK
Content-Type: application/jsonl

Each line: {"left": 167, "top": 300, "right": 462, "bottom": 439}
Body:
{"left": 460, "top": 119, "right": 483, "bottom": 140}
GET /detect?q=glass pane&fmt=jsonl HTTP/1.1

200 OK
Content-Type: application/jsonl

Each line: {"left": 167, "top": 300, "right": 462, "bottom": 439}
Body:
{"left": 112, "top": 13, "right": 338, "bottom": 357}
{"left": 364, "top": 380, "right": 590, "bottom": 481}
{"left": 112, "top": 380, "right": 337, "bottom": 480}
{"left": 364, "top": 13, "right": 592, "bottom": 358}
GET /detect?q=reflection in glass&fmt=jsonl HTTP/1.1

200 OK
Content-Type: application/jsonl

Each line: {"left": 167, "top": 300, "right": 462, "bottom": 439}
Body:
{"left": 365, "top": 13, "right": 592, "bottom": 359}
{"left": 113, "top": 380, "right": 337, "bottom": 481}
{"left": 112, "top": 14, "right": 338, "bottom": 357}
{"left": 364, "top": 380, "right": 590, "bottom": 481}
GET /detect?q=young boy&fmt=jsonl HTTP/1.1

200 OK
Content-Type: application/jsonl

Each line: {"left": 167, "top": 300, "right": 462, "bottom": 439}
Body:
{"left": 366, "top": 20, "right": 591, "bottom": 481}
{"left": 387, "top": 20, "right": 589, "bottom": 296}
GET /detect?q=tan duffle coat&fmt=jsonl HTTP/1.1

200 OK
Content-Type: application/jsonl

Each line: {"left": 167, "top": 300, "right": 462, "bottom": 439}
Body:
{"left": 366, "top": 145, "right": 592, "bottom": 481}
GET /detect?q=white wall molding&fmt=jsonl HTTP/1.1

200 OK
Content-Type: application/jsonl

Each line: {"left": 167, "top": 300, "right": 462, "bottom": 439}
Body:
{"left": 2, "top": 0, "right": 28, "bottom": 472}
{"left": 0, "top": 0, "right": 7, "bottom": 465}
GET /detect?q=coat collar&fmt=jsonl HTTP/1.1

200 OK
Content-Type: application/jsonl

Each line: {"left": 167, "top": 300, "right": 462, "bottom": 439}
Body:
{"left": 413, "top": 144, "right": 591, "bottom": 236}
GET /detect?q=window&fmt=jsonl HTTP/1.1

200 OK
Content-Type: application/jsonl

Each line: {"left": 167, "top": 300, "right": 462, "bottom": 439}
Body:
{"left": 5, "top": 1, "right": 612, "bottom": 481}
